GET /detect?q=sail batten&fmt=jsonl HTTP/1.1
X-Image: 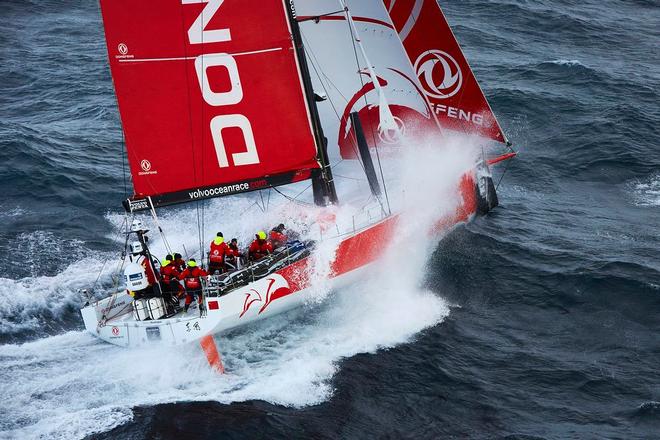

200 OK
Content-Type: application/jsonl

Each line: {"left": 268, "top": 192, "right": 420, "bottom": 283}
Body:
{"left": 100, "top": 0, "right": 321, "bottom": 209}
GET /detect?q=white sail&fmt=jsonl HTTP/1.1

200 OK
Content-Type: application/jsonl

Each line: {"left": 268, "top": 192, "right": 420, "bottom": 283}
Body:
{"left": 296, "top": 0, "right": 439, "bottom": 159}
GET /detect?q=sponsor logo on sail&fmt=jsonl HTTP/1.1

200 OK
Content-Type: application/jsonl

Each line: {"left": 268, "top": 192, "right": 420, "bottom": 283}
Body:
{"left": 138, "top": 159, "right": 157, "bottom": 176}
{"left": 115, "top": 42, "right": 134, "bottom": 60}
{"left": 378, "top": 116, "right": 406, "bottom": 144}
{"left": 188, "top": 182, "right": 250, "bottom": 200}
{"left": 414, "top": 50, "right": 463, "bottom": 99}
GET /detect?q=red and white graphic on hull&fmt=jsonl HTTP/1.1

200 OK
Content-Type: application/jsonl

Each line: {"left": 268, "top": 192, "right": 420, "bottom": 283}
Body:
{"left": 99, "top": 0, "right": 320, "bottom": 198}
{"left": 384, "top": 0, "right": 507, "bottom": 144}
{"left": 239, "top": 274, "right": 293, "bottom": 318}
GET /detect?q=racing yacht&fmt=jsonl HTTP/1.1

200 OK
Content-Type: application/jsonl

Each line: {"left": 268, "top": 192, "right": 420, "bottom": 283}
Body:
{"left": 81, "top": 0, "right": 516, "bottom": 371}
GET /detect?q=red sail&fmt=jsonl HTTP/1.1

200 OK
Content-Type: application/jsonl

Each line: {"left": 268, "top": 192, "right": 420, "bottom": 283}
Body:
{"left": 100, "top": 0, "right": 319, "bottom": 209}
{"left": 384, "top": 0, "right": 507, "bottom": 144}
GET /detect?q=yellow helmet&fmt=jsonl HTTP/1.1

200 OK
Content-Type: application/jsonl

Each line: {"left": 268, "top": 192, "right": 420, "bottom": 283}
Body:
{"left": 257, "top": 230, "right": 267, "bottom": 240}
{"left": 161, "top": 258, "right": 171, "bottom": 267}
{"left": 213, "top": 236, "right": 224, "bottom": 245}
{"left": 187, "top": 259, "right": 197, "bottom": 268}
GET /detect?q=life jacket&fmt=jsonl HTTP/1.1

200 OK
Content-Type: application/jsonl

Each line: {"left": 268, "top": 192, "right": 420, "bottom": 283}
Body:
{"left": 227, "top": 244, "right": 240, "bottom": 258}
{"left": 160, "top": 263, "right": 179, "bottom": 283}
{"left": 249, "top": 239, "right": 273, "bottom": 260}
{"left": 174, "top": 258, "right": 186, "bottom": 272}
{"left": 209, "top": 238, "right": 230, "bottom": 263}
{"left": 269, "top": 230, "right": 287, "bottom": 248}
{"left": 179, "top": 267, "right": 208, "bottom": 290}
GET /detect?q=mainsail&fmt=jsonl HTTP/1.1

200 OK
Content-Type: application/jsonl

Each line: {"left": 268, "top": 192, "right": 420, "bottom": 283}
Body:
{"left": 99, "top": 0, "right": 321, "bottom": 211}
{"left": 384, "top": 0, "right": 508, "bottom": 144}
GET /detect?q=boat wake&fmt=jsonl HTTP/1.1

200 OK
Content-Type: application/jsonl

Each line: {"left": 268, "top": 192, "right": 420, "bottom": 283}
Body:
{"left": 0, "top": 140, "right": 477, "bottom": 439}
{"left": 628, "top": 174, "right": 660, "bottom": 207}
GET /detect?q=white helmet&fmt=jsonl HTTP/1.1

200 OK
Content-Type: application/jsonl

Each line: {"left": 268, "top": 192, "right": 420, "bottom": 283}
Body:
{"left": 131, "top": 219, "right": 144, "bottom": 233}
{"left": 130, "top": 241, "right": 143, "bottom": 255}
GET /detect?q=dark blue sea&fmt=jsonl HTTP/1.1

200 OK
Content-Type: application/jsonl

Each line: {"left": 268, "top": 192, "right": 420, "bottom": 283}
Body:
{"left": 1, "top": 0, "right": 659, "bottom": 439}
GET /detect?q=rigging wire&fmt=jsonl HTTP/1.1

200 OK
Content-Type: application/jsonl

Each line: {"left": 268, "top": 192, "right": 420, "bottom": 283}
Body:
{"left": 148, "top": 197, "right": 173, "bottom": 255}
{"left": 342, "top": 4, "right": 392, "bottom": 215}
{"left": 176, "top": 2, "right": 204, "bottom": 264}
{"left": 302, "top": 42, "right": 366, "bottom": 174}
{"left": 198, "top": 4, "right": 207, "bottom": 263}
{"left": 90, "top": 216, "right": 129, "bottom": 294}
{"left": 495, "top": 155, "right": 513, "bottom": 191}
{"left": 121, "top": 133, "right": 127, "bottom": 199}
{"left": 272, "top": 186, "right": 316, "bottom": 207}
{"left": 301, "top": 27, "right": 388, "bottom": 215}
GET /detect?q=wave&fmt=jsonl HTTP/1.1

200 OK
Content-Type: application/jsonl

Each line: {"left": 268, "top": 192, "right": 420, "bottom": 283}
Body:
{"left": 0, "top": 260, "right": 449, "bottom": 439}
{"left": 548, "top": 59, "right": 585, "bottom": 67}
{"left": 628, "top": 174, "right": 660, "bottom": 207}
{"left": 0, "top": 138, "right": 480, "bottom": 438}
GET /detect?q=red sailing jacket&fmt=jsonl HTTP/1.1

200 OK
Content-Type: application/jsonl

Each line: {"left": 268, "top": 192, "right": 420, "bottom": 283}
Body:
{"left": 249, "top": 239, "right": 273, "bottom": 260}
{"left": 160, "top": 263, "right": 180, "bottom": 283}
{"left": 227, "top": 244, "right": 241, "bottom": 258}
{"left": 178, "top": 267, "right": 208, "bottom": 290}
{"left": 209, "top": 240, "right": 231, "bottom": 263}
{"left": 269, "top": 230, "right": 287, "bottom": 248}
{"left": 173, "top": 257, "right": 186, "bottom": 272}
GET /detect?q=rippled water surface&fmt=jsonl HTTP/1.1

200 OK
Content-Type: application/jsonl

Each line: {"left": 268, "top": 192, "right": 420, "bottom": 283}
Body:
{"left": 1, "top": 0, "right": 659, "bottom": 439}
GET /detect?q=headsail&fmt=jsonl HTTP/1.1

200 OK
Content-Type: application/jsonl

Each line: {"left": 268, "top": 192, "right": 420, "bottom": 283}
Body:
{"left": 296, "top": 0, "right": 440, "bottom": 160}
{"left": 384, "top": 0, "right": 508, "bottom": 144}
{"left": 100, "top": 0, "right": 321, "bottom": 211}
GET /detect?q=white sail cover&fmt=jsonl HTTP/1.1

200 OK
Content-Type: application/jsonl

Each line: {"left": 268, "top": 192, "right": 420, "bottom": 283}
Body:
{"left": 296, "top": 0, "right": 441, "bottom": 160}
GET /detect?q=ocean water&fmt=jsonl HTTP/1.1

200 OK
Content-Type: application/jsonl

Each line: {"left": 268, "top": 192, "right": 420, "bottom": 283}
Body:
{"left": 1, "top": 0, "right": 659, "bottom": 439}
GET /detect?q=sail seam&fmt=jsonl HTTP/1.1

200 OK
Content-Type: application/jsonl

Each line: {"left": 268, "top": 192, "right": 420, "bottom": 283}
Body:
{"left": 117, "top": 47, "right": 283, "bottom": 63}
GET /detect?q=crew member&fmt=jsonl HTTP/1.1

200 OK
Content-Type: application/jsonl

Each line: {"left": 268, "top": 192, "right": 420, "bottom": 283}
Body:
{"left": 178, "top": 259, "right": 208, "bottom": 313}
{"left": 160, "top": 254, "right": 183, "bottom": 303}
{"left": 269, "top": 223, "right": 287, "bottom": 249}
{"left": 129, "top": 241, "right": 158, "bottom": 298}
{"left": 248, "top": 231, "right": 273, "bottom": 261}
{"left": 225, "top": 238, "right": 242, "bottom": 270}
{"left": 208, "top": 232, "right": 230, "bottom": 274}
{"left": 173, "top": 252, "right": 186, "bottom": 272}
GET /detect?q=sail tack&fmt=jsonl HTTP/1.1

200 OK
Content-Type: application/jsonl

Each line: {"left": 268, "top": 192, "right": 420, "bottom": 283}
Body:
{"left": 100, "top": 0, "right": 320, "bottom": 210}
{"left": 384, "top": 0, "right": 508, "bottom": 144}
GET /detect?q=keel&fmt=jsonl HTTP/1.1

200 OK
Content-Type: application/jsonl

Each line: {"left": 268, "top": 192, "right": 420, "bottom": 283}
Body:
{"left": 200, "top": 335, "right": 225, "bottom": 374}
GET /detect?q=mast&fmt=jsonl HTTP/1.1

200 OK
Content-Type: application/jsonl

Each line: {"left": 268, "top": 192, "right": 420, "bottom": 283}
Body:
{"left": 286, "top": 1, "right": 338, "bottom": 206}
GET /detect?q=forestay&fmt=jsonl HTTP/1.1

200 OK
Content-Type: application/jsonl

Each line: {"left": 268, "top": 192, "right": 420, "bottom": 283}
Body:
{"left": 384, "top": 0, "right": 508, "bottom": 144}
{"left": 100, "top": 0, "right": 321, "bottom": 211}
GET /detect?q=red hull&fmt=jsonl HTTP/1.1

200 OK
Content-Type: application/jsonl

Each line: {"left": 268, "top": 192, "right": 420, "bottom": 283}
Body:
{"left": 276, "top": 172, "right": 478, "bottom": 294}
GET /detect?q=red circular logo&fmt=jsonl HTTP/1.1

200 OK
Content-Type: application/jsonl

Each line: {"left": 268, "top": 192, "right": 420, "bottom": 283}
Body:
{"left": 111, "top": 326, "right": 120, "bottom": 336}
{"left": 414, "top": 50, "right": 463, "bottom": 99}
